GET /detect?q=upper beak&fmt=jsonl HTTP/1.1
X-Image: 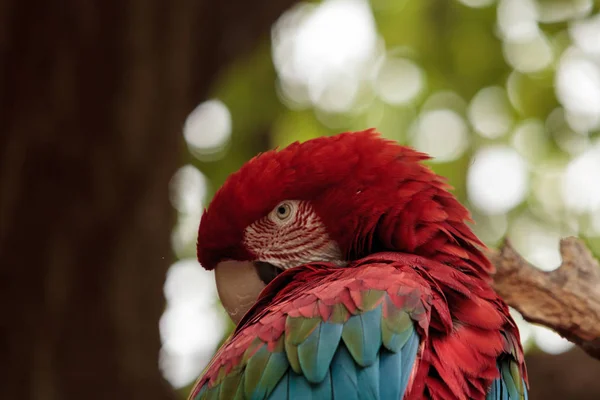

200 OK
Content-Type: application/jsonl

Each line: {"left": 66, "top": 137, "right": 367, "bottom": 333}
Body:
{"left": 214, "top": 260, "right": 282, "bottom": 324}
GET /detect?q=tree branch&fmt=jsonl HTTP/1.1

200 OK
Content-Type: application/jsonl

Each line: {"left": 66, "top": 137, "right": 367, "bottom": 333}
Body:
{"left": 489, "top": 237, "right": 600, "bottom": 360}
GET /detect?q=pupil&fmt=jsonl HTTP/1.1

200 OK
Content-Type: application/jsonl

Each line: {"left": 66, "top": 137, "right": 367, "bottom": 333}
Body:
{"left": 278, "top": 206, "right": 286, "bottom": 215}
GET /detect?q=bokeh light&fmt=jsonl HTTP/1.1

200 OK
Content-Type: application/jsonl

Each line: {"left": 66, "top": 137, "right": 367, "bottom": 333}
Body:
{"left": 468, "top": 86, "right": 514, "bottom": 139}
{"left": 272, "top": 0, "right": 379, "bottom": 112}
{"left": 159, "top": 259, "right": 226, "bottom": 388}
{"left": 502, "top": 30, "right": 554, "bottom": 74}
{"left": 183, "top": 100, "right": 232, "bottom": 160}
{"left": 547, "top": 107, "right": 591, "bottom": 155}
{"left": 169, "top": 165, "right": 207, "bottom": 215}
{"left": 374, "top": 56, "right": 425, "bottom": 105}
{"left": 532, "top": 325, "right": 575, "bottom": 355}
{"left": 536, "top": 0, "right": 592, "bottom": 23}
{"left": 570, "top": 13, "right": 600, "bottom": 55}
{"left": 161, "top": 165, "right": 227, "bottom": 388}
{"left": 467, "top": 146, "right": 529, "bottom": 215}
{"left": 497, "top": 0, "right": 539, "bottom": 42}
{"left": 456, "top": 0, "right": 495, "bottom": 8}
{"left": 169, "top": 165, "right": 208, "bottom": 259}
{"left": 511, "top": 119, "right": 548, "bottom": 161}
{"left": 555, "top": 48, "right": 600, "bottom": 130}
{"left": 562, "top": 142, "right": 600, "bottom": 213}
{"left": 509, "top": 214, "right": 562, "bottom": 271}
{"left": 410, "top": 109, "right": 469, "bottom": 162}
{"left": 510, "top": 308, "right": 533, "bottom": 350}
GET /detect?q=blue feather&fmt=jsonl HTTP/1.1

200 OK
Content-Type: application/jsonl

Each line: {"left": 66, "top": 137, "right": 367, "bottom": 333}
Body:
{"left": 297, "top": 321, "right": 343, "bottom": 383}
{"left": 357, "top": 353, "right": 380, "bottom": 400}
{"left": 488, "top": 378, "right": 497, "bottom": 400}
{"left": 269, "top": 372, "right": 288, "bottom": 400}
{"left": 399, "top": 328, "right": 419, "bottom": 394}
{"left": 379, "top": 350, "right": 402, "bottom": 400}
{"left": 331, "top": 344, "right": 359, "bottom": 400}
{"left": 377, "top": 327, "right": 419, "bottom": 400}
{"left": 311, "top": 369, "right": 333, "bottom": 400}
{"left": 487, "top": 361, "right": 528, "bottom": 400}
{"left": 272, "top": 369, "right": 334, "bottom": 400}
{"left": 289, "top": 370, "right": 313, "bottom": 399}
{"left": 193, "top": 385, "right": 207, "bottom": 400}
{"left": 501, "top": 362, "right": 519, "bottom": 399}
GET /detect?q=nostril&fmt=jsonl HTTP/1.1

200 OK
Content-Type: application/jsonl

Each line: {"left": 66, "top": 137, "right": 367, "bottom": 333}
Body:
{"left": 254, "top": 261, "right": 281, "bottom": 285}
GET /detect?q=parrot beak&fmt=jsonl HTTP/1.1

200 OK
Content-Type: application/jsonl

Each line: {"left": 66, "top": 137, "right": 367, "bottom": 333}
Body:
{"left": 214, "top": 260, "right": 282, "bottom": 325}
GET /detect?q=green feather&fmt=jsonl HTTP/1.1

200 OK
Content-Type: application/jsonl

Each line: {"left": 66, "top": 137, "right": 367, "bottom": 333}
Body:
{"left": 285, "top": 317, "right": 321, "bottom": 374}
{"left": 284, "top": 341, "right": 301, "bottom": 374}
{"left": 204, "top": 386, "right": 219, "bottom": 400}
{"left": 286, "top": 317, "right": 321, "bottom": 344}
{"left": 233, "top": 373, "right": 245, "bottom": 400}
{"left": 382, "top": 296, "right": 414, "bottom": 352}
{"left": 214, "top": 367, "right": 225, "bottom": 384}
{"left": 218, "top": 373, "right": 243, "bottom": 400}
{"left": 360, "top": 289, "right": 386, "bottom": 311}
{"left": 258, "top": 352, "right": 288, "bottom": 398}
{"left": 487, "top": 360, "right": 528, "bottom": 400}
{"left": 244, "top": 345, "right": 269, "bottom": 399}
{"left": 244, "top": 345, "right": 289, "bottom": 399}
{"left": 329, "top": 303, "right": 351, "bottom": 324}
{"left": 501, "top": 361, "right": 519, "bottom": 400}
{"left": 241, "top": 338, "right": 264, "bottom": 365}
{"left": 509, "top": 361, "right": 524, "bottom": 396}
{"left": 342, "top": 306, "right": 382, "bottom": 366}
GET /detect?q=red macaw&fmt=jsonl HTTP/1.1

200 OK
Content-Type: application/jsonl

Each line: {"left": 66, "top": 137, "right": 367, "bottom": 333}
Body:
{"left": 189, "top": 130, "right": 528, "bottom": 400}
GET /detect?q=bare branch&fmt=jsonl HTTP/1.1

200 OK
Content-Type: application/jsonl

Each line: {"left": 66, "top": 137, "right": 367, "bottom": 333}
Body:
{"left": 489, "top": 237, "right": 600, "bottom": 360}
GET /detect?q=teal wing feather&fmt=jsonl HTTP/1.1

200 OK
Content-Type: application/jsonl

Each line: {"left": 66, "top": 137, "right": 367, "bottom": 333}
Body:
{"left": 486, "top": 359, "right": 528, "bottom": 400}
{"left": 486, "top": 328, "right": 529, "bottom": 400}
{"left": 189, "top": 262, "right": 430, "bottom": 400}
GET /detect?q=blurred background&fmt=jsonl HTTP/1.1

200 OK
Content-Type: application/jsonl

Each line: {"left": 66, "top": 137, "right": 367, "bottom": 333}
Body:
{"left": 2, "top": 0, "right": 600, "bottom": 399}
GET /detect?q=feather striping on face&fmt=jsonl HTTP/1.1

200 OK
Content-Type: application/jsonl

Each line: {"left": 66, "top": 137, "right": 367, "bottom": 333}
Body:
{"left": 243, "top": 200, "right": 344, "bottom": 270}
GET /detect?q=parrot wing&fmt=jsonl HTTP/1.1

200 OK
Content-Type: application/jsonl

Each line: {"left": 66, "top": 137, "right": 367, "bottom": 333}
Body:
{"left": 189, "top": 259, "right": 430, "bottom": 400}
{"left": 189, "top": 254, "right": 528, "bottom": 400}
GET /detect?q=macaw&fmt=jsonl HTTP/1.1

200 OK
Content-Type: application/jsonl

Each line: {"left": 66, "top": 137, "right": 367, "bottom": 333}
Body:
{"left": 189, "top": 130, "right": 528, "bottom": 400}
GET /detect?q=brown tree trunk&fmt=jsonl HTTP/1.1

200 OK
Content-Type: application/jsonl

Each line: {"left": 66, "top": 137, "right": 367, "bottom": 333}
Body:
{"left": 0, "top": 1, "right": 296, "bottom": 399}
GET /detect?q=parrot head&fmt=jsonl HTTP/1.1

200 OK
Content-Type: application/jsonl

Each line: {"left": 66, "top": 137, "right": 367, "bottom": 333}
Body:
{"left": 197, "top": 129, "right": 491, "bottom": 323}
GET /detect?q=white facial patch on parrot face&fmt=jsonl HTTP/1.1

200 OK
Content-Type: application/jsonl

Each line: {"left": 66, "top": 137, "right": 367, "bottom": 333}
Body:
{"left": 243, "top": 200, "right": 344, "bottom": 270}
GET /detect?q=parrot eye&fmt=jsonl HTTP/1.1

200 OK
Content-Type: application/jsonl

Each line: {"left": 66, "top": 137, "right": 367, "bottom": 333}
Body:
{"left": 274, "top": 202, "right": 293, "bottom": 220}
